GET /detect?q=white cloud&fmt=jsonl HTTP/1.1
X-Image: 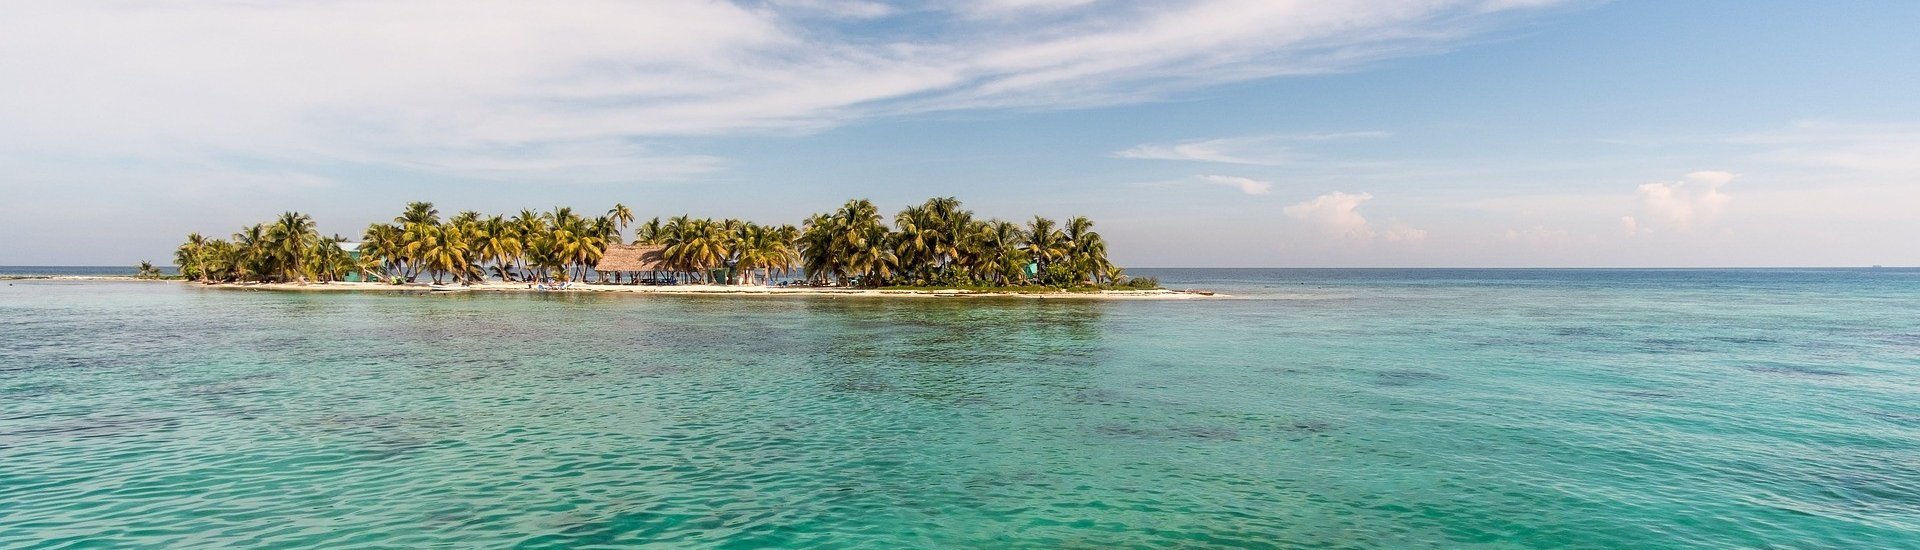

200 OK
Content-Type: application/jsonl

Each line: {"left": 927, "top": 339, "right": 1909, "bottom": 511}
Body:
{"left": 953, "top": 0, "right": 1101, "bottom": 18}
{"left": 1734, "top": 121, "right": 1920, "bottom": 175}
{"left": 763, "top": 0, "right": 896, "bottom": 19}
{"left": 1193, "top": 175, "right": 1273, "bottom": 195}
{"left": 1634, "top": 170, "right": 1734, "bottom": 232}
{"left": 0, "top": 1, "right": 1568, "bottom": 185}
{"left": 1504, "top": 225, "right": 1570, "bottom": 244}
{"left": 1113, "top": 132, "right": 1388, "bottom": 165}
{"left": 1283, "top": 191, "right": 1423, "bottom": 242}
{"left": 1118, "top": 139, "right": 1286, "bottom": 164}
{"left": 1381, "top": 222, "right": 1429, "bottom": 243}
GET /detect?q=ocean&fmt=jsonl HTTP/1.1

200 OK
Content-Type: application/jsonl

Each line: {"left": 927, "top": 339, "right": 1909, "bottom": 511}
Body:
{"left": 2, "top": 269, "right": 1917, "bottom": 548}
{"left": 0, "top": 266, "right": 174, "bottom": 278}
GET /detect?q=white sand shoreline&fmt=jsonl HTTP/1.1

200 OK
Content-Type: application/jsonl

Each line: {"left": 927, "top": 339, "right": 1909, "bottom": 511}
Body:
{"left": 99, "top": 279, "right": 1222, "bottom": 299}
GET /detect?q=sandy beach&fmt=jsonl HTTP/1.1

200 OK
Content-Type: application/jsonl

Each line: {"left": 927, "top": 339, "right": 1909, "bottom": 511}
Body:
{"left": 172, "top": 280, "right": 1219, "bottom": 299}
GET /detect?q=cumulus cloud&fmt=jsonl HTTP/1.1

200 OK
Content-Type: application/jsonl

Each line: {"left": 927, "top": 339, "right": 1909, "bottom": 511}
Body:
{"left": 1633, "top": 171, "right": 1734, "bottom": 232}
{"left": 0, "top": 1, "right": 1570, "bottom": 185}
{"left": 1619, "top": 216, "right": 1641, "bottom": 236}
{"left": 1283, "top": 191, "right": 1424, "bottom": 242}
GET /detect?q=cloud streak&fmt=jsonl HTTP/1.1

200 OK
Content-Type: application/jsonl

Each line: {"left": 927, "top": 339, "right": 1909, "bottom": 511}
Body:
{"left": 1113, "top": 132, "right": 1390, "bottom": 164}
{"left": 1194, "top": 175, "right": 1273, "bottom": 195}
{"left": 0, "top": 0, "right": 1568, "bottom": 184}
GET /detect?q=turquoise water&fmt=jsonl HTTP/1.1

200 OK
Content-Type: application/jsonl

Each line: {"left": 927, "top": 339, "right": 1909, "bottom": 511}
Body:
{"left": 3, "top": 269, "right": 1918, "bottom": 548}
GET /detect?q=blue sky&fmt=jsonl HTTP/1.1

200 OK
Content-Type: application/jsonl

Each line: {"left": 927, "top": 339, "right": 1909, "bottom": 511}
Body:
{"left": 3, "top": 0, "right": 1917, "bottom": 266}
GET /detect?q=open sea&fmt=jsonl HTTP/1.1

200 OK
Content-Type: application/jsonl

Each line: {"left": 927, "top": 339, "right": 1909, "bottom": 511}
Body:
{"left": 2, "top": 268, "right": 1918, "bottom": 548}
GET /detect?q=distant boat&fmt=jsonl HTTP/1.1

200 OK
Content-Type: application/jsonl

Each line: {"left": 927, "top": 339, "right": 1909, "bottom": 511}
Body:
{"left": 429, "top": 284, "right": 469, "bottom": 292}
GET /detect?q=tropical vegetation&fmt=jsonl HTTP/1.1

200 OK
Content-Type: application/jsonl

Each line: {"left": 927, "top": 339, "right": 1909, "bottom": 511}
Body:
{"left": 133, "top": 261, "right": 164, "bottom": 279}
{"left": 172, "top": 197, "right": 1144, "bottom": 289}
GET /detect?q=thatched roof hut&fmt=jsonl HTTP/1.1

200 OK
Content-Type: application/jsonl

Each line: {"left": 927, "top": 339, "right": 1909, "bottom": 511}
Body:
{"left": 595, "top": 244, "right": 669, "bottom": 272}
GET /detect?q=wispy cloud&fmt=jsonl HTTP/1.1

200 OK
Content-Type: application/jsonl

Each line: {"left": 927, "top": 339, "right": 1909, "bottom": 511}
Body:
{"left": 1114, "top": 132, "right": 1390, "bottom": 164}
{"left": 950, "top": 0, "right": 1101, "bottom": 19}
{"left": 0, "top": 1, "right": 1568, "bottom": 185}
{"left": 1732, "top": 121, "right": 1920, "bottom": 175}
{"left": 1194, "top": 175, "right": 1273, "bottom": 195}
{"left": 1130, "top": 174, "right": 1274, "bottom": 195}
{"left": 761, "top": 0, "right": 896, "bottom": 19}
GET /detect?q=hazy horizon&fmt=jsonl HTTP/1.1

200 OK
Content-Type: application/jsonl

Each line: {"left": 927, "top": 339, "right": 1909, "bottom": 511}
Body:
{"left": 4, "top": 1, "right": 1917, "bottom": 267}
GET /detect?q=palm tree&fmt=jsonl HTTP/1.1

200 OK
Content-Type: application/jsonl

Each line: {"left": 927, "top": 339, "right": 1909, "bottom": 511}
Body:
{"left": 847, "top": 223, "right": 897, "bottom": 286}
{"left": 473, "top": 215, "right": 523, "bottom": 282}
{"left": 974, "top": 220, "right": 1027, "bottom": 285}
{"left": 135, "top": 260, "right": 163, "bottom": 279}
{"left": 663, "top": 217, "right": 729, "bottom": 283}
{"left": 408, "top": 222, "right": 474, "bottom": 284}
{"left": 398, "top": 201, "right": 439, "bottom": 227}
{"left": 733, "top": 223, "right": 797, "bottom": 285}
{"left": 174, "top": 232, "right": 209, "bottom": 282}
{"left": 607, "top": 203, "right": 634, "bottom": 240}
{"left": 1062, "top": 216, "right": 1110, "bottom": 284}
{"left": 359, "top": 223, "right": 404, "bottom": 283}
{"left": 270, "top": 211, "right": 316, "bottom": 283}
{"left": 1023, "top": 216, "right": 1065, "bottom": 285}
{"left": 233, "top": 224, "right": 272, "bottom": 282}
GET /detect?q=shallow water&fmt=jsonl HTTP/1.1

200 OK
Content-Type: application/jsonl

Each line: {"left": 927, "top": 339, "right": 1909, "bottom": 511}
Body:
{"left": 3, "top": 269, "right": 1918, "bottom": 548}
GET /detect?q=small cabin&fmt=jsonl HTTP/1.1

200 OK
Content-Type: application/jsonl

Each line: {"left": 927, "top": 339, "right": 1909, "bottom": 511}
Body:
{"left": 594, "top": 244, "right": 670, "bottom": 281}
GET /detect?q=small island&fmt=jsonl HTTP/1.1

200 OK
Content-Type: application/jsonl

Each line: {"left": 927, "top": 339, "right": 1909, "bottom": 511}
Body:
{"left": 164, "top": 197, "right": 1210, "bottom": 299}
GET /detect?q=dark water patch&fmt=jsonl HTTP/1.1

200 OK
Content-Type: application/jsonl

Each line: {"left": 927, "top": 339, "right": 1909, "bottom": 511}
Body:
{"left": 181, "top": 374, "right": 281, "bottom": 397}
{"left": 314, "top": 412, "right": 455, "bottom": 436}
{"left": 963, "top": 470, "right": 1046, "bottom": 490}
{"left": 1070, "top": 388, "right": 1128, "bottom": 405}
{"left": 632, "top": 364, "right": 686, "bottom": 377}
{"left": 1817, "top": 468, "right": 1920, "bottom": 515}
{"left": 0, "top": 413, "right": 181, "bottom": 440}
{"left": 766, "top": 417, "right": 813, "bottom": 432}
{"left": 1095, "top": 424, "right": 1161, "bottom": 439}
{"left": 0, "top": 381, "right": 67, "bottom": 398}
{"left": 1605, "top": 389, "right": 1678, "bottom": 399}
{"left": 1705, "top": 335, "right": 1781, "bottom": 345}
{"left": 1742, "top": 363, "right": 1851, "bottom": 377}
{"left": 1866, "top": 410, "right": 1920, "bottom": 427}
{"left": 911, "top": 389, "right": 993, "bottom": 406}
{"left": 1171, "top": 425, "right": 1241, "bottom": 442}
{"left": 1638, "top": 338, "right": 1707, "bottom": 353}
{"left": 1096, "top": 423, "right": 1242, "bottom": 442}
{"left": 828, "top": 379, "right": 893, "bottom": 393}
{"left": 1551, "top": 326, "right": 1617, "bottom": 338}
{"left": 1280, "top": 420, "right": 1334, "bottom": 434}
{"left": 1373, "top": 370, "right": 1448, "bottom": 387}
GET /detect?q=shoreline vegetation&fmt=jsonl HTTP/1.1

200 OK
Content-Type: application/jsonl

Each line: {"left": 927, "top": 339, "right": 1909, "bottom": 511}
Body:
{"left": 156, "top": 198, "right": 1215, "bottom": 299}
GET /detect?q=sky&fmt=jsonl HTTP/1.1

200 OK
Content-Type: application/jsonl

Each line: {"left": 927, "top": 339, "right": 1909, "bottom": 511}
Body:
{"left": 2, "top": 0, "right": 1917, "bottom": 267}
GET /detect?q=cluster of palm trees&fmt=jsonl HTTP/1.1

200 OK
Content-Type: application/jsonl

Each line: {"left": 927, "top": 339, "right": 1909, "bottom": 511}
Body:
{"left": 633, "top": 217, "right": 801, "bottom": 284}
{"left": 358, "top": 202, "right": 631, "bottom": 285}
{"left": 173, "top": 197, "right": 1126, "bottom": 287}
{"left": 797, "top": 198, "right": 1118, "bottom": 286}
{"left": 173, "top": 212, "right": 363, "bottom": 283}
